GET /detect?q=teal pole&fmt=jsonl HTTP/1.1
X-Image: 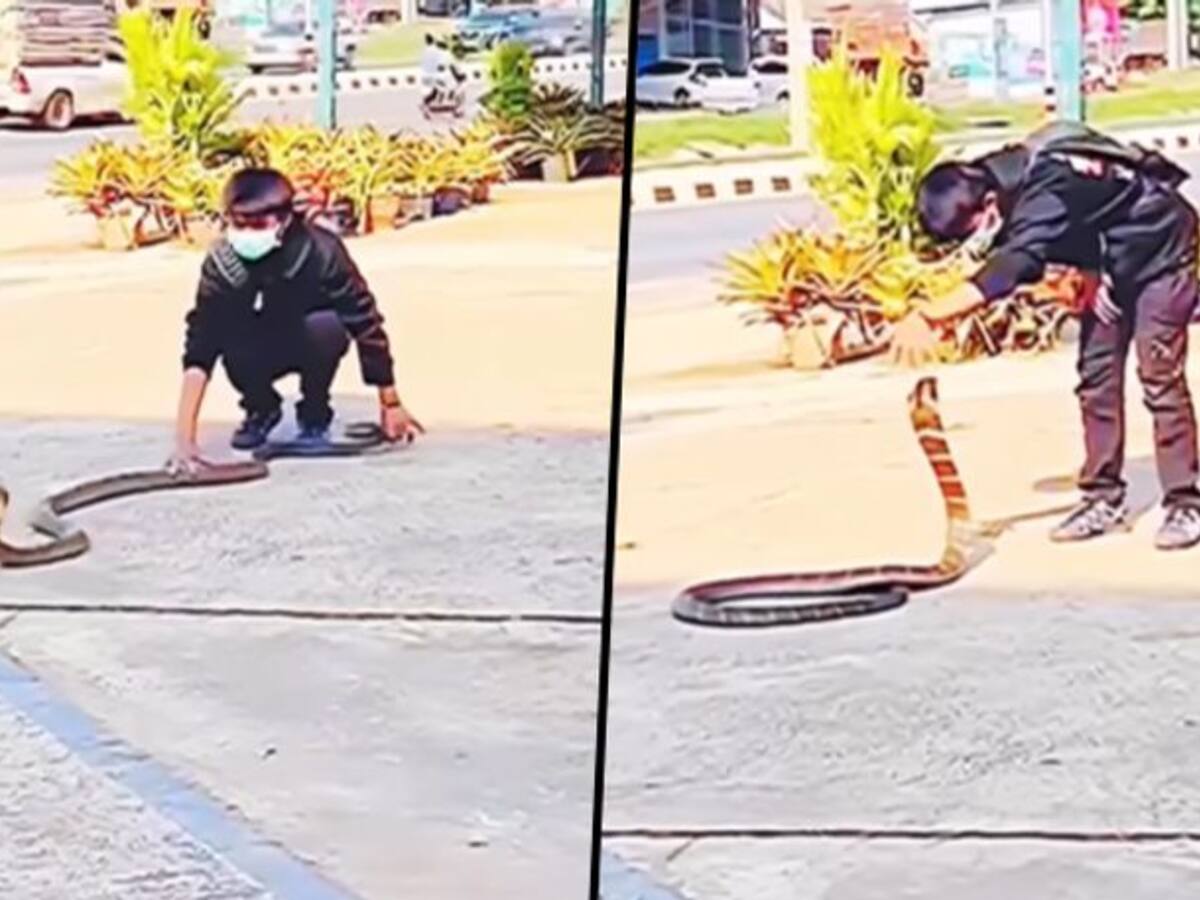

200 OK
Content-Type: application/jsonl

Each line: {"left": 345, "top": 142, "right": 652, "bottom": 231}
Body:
{"left": 1051, "top": 0, "right": 1084, "bottom": 122}
{"left": 590, "top": 0, "right": 607, "bottom": 106}
{"left": 316, "top": 0, "right": 337, "bottom": 129}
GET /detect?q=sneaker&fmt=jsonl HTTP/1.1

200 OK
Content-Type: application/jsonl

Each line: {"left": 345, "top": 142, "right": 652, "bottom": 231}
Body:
{"left": 1050, "top": 497, "right": 1129, "bottom": 543}
{"left": 1155, "top": 504, "right": 1200, "bottom": 551}
{"left": 230, "top": 407, "right": 282, "bottom": 450}
{"left": 294, "top": 421, "right": 332, "bottom": 447}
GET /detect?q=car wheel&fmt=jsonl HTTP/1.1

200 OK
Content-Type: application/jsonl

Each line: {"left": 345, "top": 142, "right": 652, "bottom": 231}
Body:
{"left": 39, "top": 90, "right": 75, "bottom": 130}
{"left": 777, "top": 89, "right": 789, "bottom": 103}
{"left": 906, "top": 70, "right": 925, "bottom": 97}
{"left": 673, "top": 87, "right": 691, "bottom": 108}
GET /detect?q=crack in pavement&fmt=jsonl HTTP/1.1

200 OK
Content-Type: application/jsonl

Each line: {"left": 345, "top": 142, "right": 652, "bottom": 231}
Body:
{"left": 604, "top": 826, "right": 1200, "bottom": 844}
{"left": 0, "top": 602, "right": 601, "bottom": 626}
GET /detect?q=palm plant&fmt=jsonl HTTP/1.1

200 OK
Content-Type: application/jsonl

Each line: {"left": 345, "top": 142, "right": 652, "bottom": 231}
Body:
{"left": 117, "top": 9, "right": 245, "bottom": 161}
{"left": 48, "top": 139, "right": 124, "bottom": 218}
{"left": 480, "top": 41, "right": 535, "bottom": 130}
{"left": 808, "top": 46, "right": 940, "bottom": 244}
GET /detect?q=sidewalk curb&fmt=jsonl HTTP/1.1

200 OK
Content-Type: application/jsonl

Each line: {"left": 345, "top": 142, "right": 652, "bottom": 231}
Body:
{"left": 600, "top": 850, "right": 692, "bottom": 900}
{"left": 630, "top": 119, "right": 1200, "bottom": 212}
{"left": 239, "top": 54, "right": 627, "bottom": 100}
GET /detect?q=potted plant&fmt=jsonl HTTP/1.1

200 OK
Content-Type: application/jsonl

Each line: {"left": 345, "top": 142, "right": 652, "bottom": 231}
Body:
{"left": 109, "top": 142, "right": 185, "bottom": 248}
{"left": 392, "top": 136, "right": 446, "bottom": 223}
{"left": 449, "top": 123, "right": 511, "bottom": 204}
{"left": 339, "top": 127, "right": 403, "bottom": 235}
{"left": 288, "top": 130, "right": 351, "bottom": 226}
{"left": 164, "top": 158, "right": 230, "bottom": 247}
{"left": 48, "top": 140, "right": 137, "bottom": 250}
{"left": 509, "top": 100, "right": 611, "bottom": 183}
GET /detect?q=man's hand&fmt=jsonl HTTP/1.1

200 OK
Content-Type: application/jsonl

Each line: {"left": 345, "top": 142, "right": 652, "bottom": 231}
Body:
{"left": 165, "top": 442, "right": 209, "bottom": 478}
{"left": 380, "top": 401, "right": 425, "bottom": 444}
{"left": 887, "top": 310, "right": 940, "bottom": 369}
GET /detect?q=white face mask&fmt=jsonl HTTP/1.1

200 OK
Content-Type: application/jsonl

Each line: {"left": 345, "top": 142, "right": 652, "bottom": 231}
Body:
{"left": 227, "top": 222, "right": 284, "bottom": 261}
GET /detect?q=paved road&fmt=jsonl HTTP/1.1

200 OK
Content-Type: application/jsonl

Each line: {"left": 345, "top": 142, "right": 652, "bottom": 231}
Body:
{"left": 628, "top": 149, "right": 1200, "bottom": 290}
{"left": 0, "top": 65, "right": 628, "bottom": 184}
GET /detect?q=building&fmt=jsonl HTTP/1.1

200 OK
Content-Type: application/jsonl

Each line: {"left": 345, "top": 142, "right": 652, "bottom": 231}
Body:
{"left": 636, "top": 0, "right": 751, "bottom": 72}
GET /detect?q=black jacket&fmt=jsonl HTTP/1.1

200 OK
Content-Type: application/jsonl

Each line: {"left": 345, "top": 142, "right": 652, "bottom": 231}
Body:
{"left": 182, "top": 220, "right": 395, "bottom": 387}
{"left": 971, "top": 123, "right": 1199, "bottom": 305}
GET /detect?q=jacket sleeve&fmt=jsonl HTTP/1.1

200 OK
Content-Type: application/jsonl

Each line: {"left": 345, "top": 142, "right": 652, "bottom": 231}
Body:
{"left": 182, "top": 253, "right": 228, "bottom": 375}
{"left": 970, "top": 163, "right": 1075, "bottom": 303}
{"left": 320, "top": 234, "right": 396, "bottom": 388}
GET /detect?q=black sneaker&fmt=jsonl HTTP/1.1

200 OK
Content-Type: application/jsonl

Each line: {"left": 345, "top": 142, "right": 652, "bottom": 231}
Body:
{"left": 1155, "top": 504, "right": 1200, "bottom": 551}
{"left": 231, "top": 407, "right": 283, "bottom": 450}
{"left": 294, "top": 421, "right": 332, "bottom": 449}
{"left": 1050, "top": 497, "right": 1129, "bottom": 542}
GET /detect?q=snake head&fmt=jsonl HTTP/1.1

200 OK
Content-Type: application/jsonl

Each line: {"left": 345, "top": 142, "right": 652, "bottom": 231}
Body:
{"left": 907, "top": 377, "right": 940, "bottom": 430}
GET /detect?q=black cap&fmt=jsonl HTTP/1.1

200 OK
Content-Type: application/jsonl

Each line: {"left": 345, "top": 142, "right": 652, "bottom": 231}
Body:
{"left": 223, "top": 168, "right": 296, "bottom": 218}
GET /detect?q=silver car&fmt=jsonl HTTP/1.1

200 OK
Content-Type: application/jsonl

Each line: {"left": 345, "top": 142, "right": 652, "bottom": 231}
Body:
{"left": 245, "top": 21, "right": 359, "bottom": 74}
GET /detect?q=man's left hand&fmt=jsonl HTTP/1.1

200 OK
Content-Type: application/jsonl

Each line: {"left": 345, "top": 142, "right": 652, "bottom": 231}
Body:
{"left": 887, "top": 310, "right": 940, "bottom": 369}
{"left": 380, "top": 401, "right": 426, "bottom": 444}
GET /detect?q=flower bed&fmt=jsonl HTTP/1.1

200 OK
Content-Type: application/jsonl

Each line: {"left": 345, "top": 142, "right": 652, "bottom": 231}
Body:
{"left": 48, "top": 122, "right": 519, "bottom": 249}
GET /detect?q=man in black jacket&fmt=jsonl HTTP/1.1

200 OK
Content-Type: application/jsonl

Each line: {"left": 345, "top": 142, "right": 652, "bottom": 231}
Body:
{"left": 891, "top": 122, "right": 1200, "bottom": 551}
{"left": 168, "top": 168, "right": 423, "bottom": 474}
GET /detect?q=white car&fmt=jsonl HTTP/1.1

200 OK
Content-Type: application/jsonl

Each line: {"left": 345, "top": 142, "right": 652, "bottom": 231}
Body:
{"left": 749, "top": 55, "right": 789, "bottom": 105}
{"left": 636, "top": 58, "right": 759, "bottom": 113}
{"left": 245, "top": 21, "right": 360, "bottom": 74}
{"left": 0, "top": 59, "right": 128, "bottom": 130}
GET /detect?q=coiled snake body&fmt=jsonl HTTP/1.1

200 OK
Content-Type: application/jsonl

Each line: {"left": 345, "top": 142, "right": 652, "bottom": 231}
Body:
{"left": 672, "top": 378, "right": 1000, "bottom": 628}
{"left": 0, "top": 423, "right": 387, "bottom": 569}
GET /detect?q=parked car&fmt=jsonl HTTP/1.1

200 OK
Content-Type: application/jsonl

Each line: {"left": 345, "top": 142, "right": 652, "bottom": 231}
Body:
{"left": 455, "top": 8, "right": 523, "bottom": 52}
{"left": 0, "top": 58, "right": 129, "bottom": 130}
{"left": 245, "top": 21, "right": 360, "bottom": 74}
{"left": 749, "top": 55, "right": 788, "bottom": 104}
{"left": 455, "top": 7, "right": 588, "bottom": 56}
{"left": 636, "top": 58, "right": 759, "bottom": 113}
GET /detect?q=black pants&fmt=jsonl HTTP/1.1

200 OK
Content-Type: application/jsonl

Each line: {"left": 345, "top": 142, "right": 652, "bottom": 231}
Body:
{"left": 222, "top": 310, "right": 349, "bottom": 429}
{"left": 1076, "top": 265, "right": 1200, "bottom": 508}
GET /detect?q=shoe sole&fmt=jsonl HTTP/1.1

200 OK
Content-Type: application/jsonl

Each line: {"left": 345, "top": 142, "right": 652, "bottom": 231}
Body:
{"left": 1049, "top": 520, "right": 1133, "bottom": 543}
{"left": 1155, "top": 534, "right": 1200, "bottom": 551}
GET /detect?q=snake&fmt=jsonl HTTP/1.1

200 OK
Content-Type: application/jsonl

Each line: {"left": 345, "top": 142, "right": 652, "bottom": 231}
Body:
{"left": 0, "top": 423, "right": 389, "bottom": 569}
{"left": 671, "top": 377, "right": 1020, "bottom": 628}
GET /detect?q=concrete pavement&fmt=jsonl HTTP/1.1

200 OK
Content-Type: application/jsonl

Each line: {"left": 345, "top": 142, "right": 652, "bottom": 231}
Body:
{"left": 604, "top": 149, "right": 1200, "bottom": 898}
{"left": 0, "top": 179, "right": 621, "bottom": 897}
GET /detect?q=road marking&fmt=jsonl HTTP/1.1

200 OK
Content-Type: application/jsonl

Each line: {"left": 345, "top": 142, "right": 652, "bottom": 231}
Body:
{"left": 0, "top": 648, "right": 361, "bottom": 900}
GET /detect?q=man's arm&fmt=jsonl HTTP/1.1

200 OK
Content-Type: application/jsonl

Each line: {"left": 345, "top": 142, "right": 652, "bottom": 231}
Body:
{"left": 319, "top": 234, "right": 399, "bottom": 405}
{"left": 956, "top": 166, "right": 1077, "bottom": 317}
{"left": 174, "top": 256, "right": 227, "bottom": 451}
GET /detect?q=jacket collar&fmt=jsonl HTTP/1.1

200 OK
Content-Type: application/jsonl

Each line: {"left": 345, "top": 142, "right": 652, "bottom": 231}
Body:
{"left": 978, "top": 144, "right": 1031, "bottom": 218}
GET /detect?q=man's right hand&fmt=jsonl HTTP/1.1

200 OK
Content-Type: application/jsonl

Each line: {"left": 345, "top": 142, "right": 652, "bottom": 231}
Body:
{"left": 165, "top": 443, "right": 208, "bottom": 479}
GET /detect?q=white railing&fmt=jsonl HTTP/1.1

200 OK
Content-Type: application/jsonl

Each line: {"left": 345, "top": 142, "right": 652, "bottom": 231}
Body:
{"left": 239, "top": 52, "right": 627, "bottom": 99}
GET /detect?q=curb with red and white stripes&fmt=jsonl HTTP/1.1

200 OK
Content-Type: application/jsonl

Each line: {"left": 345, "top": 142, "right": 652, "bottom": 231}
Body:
{"left": 630, "top": 119, "right": 1200, "bottom": 212}
{"left": 238, "top": 53, "right": 627, "bottom": 100}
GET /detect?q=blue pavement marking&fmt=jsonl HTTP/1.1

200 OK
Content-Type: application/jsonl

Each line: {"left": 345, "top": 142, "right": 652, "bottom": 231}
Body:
{"left": 0, "top": 650, "right": 360, "bottom": 900}
{"left": 600, "top": 850, "right": 692, "bottom": 900}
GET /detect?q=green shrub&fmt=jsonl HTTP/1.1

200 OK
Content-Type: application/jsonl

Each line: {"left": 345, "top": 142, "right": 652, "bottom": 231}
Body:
{"left": 807, "top": 47, "right": 940, "bottom": 244}
{"left": 117, "top": 8, "right": 245, "bottom": 160}
{"left": 481, "top": 41, "right": 535, "bottom": 128}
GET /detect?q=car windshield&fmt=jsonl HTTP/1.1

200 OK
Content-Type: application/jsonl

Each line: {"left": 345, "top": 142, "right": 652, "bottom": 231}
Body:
{"left": 695, "top": 63, "right": 725, "bottom": 78}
